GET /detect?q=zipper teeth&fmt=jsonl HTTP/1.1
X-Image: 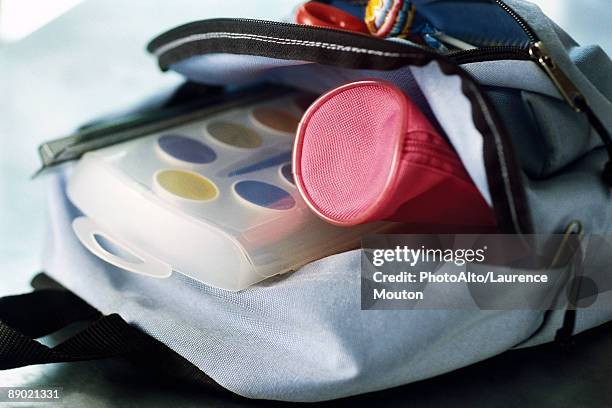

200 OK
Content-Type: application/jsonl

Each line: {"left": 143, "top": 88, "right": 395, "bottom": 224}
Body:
{"left": 494, "top": 0, "right": 538, "bottom": 43}
{"left": 449, "top": 0, "right": 541, "bottom": 64}
{"left": 448, "top": 46, "right": 531, "bottom": 64}
{"left": 152, "top": 1, "right": 540, "bottom": 63}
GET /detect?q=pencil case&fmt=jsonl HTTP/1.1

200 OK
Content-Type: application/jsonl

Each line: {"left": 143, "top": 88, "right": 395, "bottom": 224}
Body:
{"left": 293, "top": 79, "right": 495, "bottom": 227}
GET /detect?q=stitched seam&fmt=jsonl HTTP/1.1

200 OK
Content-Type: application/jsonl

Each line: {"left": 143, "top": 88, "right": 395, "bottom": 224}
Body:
{"left": 154, "top": 32, "right": 412, "bottom": 59}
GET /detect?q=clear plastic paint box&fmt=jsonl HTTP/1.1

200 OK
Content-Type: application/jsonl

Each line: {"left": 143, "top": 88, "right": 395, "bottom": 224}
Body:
{"left": 68, "top": 87, "right": 387, "bottom": 291}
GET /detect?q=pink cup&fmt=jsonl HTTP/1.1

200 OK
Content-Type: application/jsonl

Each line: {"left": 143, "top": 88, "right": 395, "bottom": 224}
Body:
{"left": 293, "top": 80, "right": 495, "bottom": 228}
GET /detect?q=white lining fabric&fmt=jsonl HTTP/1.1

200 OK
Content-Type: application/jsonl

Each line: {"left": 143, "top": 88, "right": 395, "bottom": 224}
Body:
{"left": 411, "top": 62, "right": 492, "bottom": 205}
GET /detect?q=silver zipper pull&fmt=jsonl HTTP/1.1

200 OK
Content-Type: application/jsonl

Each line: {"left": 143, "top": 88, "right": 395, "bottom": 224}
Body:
{"left": 529, "top": 41, "right": 585, "bottom": 113}
{"left": 530, "top": 41, "right": 612, "bottom": 186}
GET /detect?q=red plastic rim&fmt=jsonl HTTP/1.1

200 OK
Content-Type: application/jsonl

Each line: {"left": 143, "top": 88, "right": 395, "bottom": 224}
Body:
{"left": 296, "top": 2, "right": 369, "bottom": 34}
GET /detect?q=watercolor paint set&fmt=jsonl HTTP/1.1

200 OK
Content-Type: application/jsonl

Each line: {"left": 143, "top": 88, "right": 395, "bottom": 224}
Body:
{"left": 67, "top": 88, "right": 387, "bottom": 291}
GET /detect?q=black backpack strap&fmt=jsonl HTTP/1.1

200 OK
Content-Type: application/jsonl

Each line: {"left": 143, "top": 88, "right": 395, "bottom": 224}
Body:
{"left": 0, "top": 289, "right": 100, "bottom": 338}
{"left": 0, "top": 279, "right": 225, "bottom": 392}
{"left": 1, "top": 308, "right": 136, "bottom": 369}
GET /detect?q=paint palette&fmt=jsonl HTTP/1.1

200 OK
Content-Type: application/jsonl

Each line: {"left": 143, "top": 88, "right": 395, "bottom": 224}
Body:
{"left": 67, "top": 90, "right": 387, "bottom": 291}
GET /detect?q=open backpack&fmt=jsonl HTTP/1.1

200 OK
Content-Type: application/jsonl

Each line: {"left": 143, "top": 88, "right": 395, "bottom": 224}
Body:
{"left": 1, "top": 0, "right": 612, "bottom": 402}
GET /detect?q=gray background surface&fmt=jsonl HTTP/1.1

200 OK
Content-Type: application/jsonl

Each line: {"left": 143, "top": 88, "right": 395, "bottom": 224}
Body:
{"left": 1, "top": 0, "right": 611, "bottom": 406}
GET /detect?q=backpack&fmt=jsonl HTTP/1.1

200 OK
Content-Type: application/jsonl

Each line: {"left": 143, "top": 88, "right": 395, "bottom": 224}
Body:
{"left": 2, "top": 0, "right": 611, "bottom": 402}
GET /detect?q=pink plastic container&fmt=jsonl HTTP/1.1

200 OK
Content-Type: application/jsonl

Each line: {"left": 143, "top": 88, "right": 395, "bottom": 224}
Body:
{"left": 293, "top": 80, "right": 495, "bottom": 228}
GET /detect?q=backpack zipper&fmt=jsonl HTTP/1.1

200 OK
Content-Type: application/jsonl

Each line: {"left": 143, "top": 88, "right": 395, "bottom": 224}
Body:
{"left": 147, "top": 3, "right": 599, "bottom": 123}
{"left": 528, "top": 41, "right": 585, "bottom": 113}
{"left": 448, "top": 0, "right": 582, "bottom": 110}
{"left": 448, "top": 45, "right": 530, "bottom": 64}
{"left": 450, "top": 41, "right": 587, "bottom": 113}
{"left": 493, "top": 0, "right": 538, "bottom": 43}
{"left": 451, "top": 0, "right": 612, "bottom": 184}
{"left": 490, "top": 0, "right": 588, "bottom": 114}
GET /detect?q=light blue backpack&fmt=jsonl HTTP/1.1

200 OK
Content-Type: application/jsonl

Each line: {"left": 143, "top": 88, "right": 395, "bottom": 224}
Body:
{"left": 2, "top": 0, "right": 612, "bottom": 402}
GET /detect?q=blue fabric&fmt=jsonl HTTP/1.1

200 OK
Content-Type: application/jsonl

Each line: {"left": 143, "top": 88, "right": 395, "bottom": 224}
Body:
{"left": 414, "top": 0, "right": 532, "bottom": 47}
{"left": 323, "top": 0, "right": 532, "bottom": 47}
